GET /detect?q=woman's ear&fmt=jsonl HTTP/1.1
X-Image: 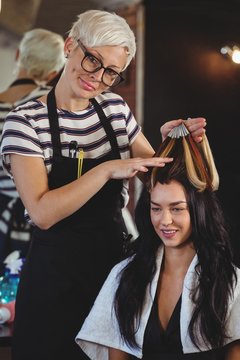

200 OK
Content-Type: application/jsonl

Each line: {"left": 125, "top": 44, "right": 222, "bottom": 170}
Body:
{"left": 64, "top": 36, "right": 75, "bottom": 58}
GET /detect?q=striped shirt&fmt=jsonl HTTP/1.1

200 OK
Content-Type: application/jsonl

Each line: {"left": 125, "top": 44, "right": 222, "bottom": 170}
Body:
{"left": 0, "top": 85, "right": 51, "bottom": 198}
{"left": 1, "top": 91, "right": 141, "bottom": 214}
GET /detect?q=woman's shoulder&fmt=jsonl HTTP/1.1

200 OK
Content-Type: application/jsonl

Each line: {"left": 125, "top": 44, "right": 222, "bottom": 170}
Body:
{"left": 96, "top": 256, "right": 134, "bottom": 294}
{"left": 108, "top": 255, "right": 134, "bottom": 279}
{"left": 96, "top": 91, "right": 126, "bottom": 106}
{"left": 10, "top": 99, "right": 47, "bottom": 115}
{"left": 4, "top": 99, "right": 48, "bottom": 129}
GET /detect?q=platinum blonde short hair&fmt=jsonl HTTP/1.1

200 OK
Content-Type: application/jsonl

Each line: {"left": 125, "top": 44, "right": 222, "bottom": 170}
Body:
{"left": 17, "top": 28, "right": 65, "bottom": 82}
{"left": 69, "top": 9, "right": 136, "bottom": 70}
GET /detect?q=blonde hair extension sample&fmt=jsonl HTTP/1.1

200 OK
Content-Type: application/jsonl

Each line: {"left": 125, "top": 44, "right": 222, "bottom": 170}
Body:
{"left": 182, "top": 136, "right": 209, "bottom": 192}
{"left": 150, "top": 123, "right": 219, "bottom": 192}
{"left": 200, "top": 135, "right": 219, "bottom": 191}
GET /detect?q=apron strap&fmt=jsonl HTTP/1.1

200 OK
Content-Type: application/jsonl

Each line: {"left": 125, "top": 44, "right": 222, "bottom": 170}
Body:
{"left": 47, "top": 87, "right": 121, "bottom": 159}
{"left": 47, "top": 87, "right": 62, "bottom": 157}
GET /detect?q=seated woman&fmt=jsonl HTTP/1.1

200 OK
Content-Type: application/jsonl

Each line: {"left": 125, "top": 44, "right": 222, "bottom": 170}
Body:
{"left": 75, "top": 123, "right": 240, "bottom": 359}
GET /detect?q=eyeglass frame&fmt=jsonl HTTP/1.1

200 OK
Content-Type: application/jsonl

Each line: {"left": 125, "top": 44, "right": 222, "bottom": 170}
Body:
{"left": 75, "top": 39, "right": 125, "bottom": 87}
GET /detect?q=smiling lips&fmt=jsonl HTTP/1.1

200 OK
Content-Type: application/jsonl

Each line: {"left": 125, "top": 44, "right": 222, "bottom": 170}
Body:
{"left": 161, "top": 229, "right": 178, "bottom": 239}
{"left": 80, "top": 77, "right": 96, "bottom": 91}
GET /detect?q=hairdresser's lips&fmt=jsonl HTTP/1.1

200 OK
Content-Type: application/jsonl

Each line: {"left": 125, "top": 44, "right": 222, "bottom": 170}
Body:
{"left": 160, "top": 229, "right": 178, "bottom": 239}
{"left": 80, "top": 77, "right": 96, "bottom": 91}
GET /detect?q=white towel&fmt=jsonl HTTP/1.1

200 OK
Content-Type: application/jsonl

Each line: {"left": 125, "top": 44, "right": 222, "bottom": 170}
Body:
{"left": 76, "top": 246, "right": 240, "bottom": 359}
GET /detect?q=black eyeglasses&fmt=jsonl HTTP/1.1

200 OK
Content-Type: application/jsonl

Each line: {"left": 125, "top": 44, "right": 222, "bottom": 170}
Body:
{"left": 76, "top": 39, "right": 124, "bottom": 87}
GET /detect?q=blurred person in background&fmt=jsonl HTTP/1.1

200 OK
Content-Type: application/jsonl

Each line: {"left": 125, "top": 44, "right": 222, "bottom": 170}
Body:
{"left": 0, "top": 28, "right": 65, "bottom": 273}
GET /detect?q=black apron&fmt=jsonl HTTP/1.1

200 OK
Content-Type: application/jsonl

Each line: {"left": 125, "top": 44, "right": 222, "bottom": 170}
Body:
{"left": 12, "top": 88, "right": 127, "bottom": 360}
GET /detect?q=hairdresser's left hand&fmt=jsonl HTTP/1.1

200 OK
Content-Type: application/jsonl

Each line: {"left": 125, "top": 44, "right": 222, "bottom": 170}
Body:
{"left": 160, "top": 117, "right": 206, "bottom": 143}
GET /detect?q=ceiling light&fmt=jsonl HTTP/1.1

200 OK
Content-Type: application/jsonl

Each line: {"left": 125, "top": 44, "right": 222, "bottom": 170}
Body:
{"left": 220, "top": 45, "right": 240, "bottom": 64}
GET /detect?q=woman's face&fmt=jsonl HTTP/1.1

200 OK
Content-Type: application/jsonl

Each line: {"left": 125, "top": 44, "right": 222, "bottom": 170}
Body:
{"left": 150, "top": 180, "right": 192, "bottom": 249}
{"left": 64, "top": 37, "right": 128, "bottom": 100}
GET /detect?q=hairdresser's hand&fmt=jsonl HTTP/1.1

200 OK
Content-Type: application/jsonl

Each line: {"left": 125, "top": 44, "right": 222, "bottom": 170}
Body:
{"left": 160, "top": 117, "right": 206, "bottom": 143}
{"left": 102, "top": 157, "right": 173, "bottom": 180}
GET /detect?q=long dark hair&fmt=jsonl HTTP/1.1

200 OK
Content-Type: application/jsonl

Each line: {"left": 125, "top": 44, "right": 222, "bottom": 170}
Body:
{"left": 114, "top": 135, "right": 237, "bottom": 350}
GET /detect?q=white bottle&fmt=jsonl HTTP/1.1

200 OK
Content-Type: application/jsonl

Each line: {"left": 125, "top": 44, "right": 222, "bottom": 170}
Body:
{"left": 0, "top": 300, "right": 15, "bottom": 324}
{"left": 0, "top": 307, "right": 11, "bottom": 324}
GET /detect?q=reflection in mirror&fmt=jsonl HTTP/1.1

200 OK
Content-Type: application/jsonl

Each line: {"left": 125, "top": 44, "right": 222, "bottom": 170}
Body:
{"left": 0, "top": 0, "right": 42, "bottom": 90}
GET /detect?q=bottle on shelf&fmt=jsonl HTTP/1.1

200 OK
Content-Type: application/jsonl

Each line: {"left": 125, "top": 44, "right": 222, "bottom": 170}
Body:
{"left": 0, "top": 300, "right": 15, "bottom": 324}
{"left": 0, "top": 250, "right": 24, "bottom": 324}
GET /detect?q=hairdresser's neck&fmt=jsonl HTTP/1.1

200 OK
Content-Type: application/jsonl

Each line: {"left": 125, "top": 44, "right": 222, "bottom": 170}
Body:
{"left": 55, "top": 77, "right": 90, "bottom": 111}
{"left": 162, "top": 244, "right": 196, "bottom": 276}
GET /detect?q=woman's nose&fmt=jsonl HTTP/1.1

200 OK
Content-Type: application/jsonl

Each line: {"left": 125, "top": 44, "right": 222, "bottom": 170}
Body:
{"left": 89, "top": 68, "right": 104, "bottom": 82}
{"left": 160, "top": 211, "right": 173, "bottom": 226}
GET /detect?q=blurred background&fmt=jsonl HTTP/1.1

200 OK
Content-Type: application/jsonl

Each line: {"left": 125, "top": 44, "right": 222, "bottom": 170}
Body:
{"left": 1, "top": 0, "right": 240, "bottom": 265}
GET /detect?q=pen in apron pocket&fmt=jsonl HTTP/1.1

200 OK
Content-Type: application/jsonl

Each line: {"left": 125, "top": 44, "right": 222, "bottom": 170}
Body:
{"left": 77, "top": 148, "right": 84, "bottom": 178}
{"left": 69, "top": 141, "right": 78, "bottom": 158}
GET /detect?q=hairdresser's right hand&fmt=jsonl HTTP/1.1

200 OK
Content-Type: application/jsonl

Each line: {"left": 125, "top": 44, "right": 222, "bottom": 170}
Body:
{"left": 102, "top": 157, "right": 173, "bottom": 180}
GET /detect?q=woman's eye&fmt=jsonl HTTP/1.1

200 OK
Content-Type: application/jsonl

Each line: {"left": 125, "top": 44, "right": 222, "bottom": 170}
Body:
{"left": 151, "top": 207, "right": 161, "bottom": 213}
{"left": 88, "top": 54, "right": 99, "bottom": 65}
{"left": 105, "top": 68, "right": 117, "bottom": 77}
{"left": 172, "top": 207, "right": 184, "bottom": 213}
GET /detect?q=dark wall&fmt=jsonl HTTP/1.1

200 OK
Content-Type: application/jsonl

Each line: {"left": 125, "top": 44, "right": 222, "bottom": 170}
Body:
{"left": 144, "top": 0, "right": 240, "bottom": 264}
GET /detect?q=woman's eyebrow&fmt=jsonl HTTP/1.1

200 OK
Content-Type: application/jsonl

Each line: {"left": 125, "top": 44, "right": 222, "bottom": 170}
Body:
{"left": 89, "top": 49, "right": 121, "bottom": 70}
{"left": 150, "top": 200, "right": 187, "bottom": 206}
